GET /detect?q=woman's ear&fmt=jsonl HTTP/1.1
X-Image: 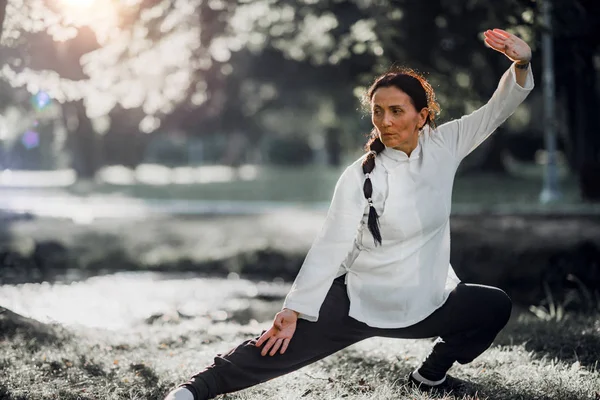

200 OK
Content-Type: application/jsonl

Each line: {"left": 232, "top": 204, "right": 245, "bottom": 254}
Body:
{"left": 418, "top": 108, "right": 429, "bottom": 129}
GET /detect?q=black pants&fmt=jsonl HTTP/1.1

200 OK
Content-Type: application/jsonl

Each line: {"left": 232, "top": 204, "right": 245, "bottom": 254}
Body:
{"left": 183, "top": 276, "right": 512, "bottom": 399}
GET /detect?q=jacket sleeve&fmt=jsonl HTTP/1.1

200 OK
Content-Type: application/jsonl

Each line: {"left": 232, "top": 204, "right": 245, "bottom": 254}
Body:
{"left": 439, "top": 63, "right": 534, "bottom": 163}
{"left": 283, "top": 164, "right": 366, "bottom": 322}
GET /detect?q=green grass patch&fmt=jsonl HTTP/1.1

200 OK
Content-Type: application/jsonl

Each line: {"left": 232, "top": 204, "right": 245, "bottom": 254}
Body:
{"left": 1, "top": 306, "right": 599, "bottom": 400}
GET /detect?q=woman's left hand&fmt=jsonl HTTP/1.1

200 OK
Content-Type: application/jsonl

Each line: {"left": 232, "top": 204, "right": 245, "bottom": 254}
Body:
{"left": 483, "top": 28, "right": 531, "bottom": 64}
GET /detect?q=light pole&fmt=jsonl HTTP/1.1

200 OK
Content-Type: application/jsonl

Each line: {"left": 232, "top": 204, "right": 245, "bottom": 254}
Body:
{"left": 539, "top": 0, "right": 561, "bottom": 203}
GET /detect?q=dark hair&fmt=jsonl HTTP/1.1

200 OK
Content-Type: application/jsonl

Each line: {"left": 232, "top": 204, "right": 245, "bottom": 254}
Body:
{"left": 360, "top": 68, "right": 440, "bottom": 246}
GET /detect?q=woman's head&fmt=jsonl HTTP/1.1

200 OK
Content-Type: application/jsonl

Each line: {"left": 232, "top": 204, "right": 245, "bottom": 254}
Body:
{"left": 360, "top": 68, "right": 440, "bottom": 246}
{"left": 365, "top": 68, "right": 440, "bottom": 151}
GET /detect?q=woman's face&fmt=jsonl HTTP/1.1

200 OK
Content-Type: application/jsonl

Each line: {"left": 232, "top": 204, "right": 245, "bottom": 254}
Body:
{"left": 371, "top": 86, "right": 428, "bottom": 153}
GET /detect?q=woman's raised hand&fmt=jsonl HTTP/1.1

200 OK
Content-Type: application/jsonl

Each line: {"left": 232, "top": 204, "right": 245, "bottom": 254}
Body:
{"left": 483, "top": 29, "right": 532, "bottom": 64}
{"left": 255, "top": 308, "right": 298, "bottom": 356}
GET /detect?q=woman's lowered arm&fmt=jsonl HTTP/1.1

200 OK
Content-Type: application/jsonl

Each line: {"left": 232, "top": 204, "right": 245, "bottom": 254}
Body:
{"left": 282, "top": 164, "right": 366, "bottom": 322}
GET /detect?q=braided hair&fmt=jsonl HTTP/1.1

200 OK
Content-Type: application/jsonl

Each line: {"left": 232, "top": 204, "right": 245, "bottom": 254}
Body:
{"left": 361, "top": 68, "right": 440, "bottom": 246}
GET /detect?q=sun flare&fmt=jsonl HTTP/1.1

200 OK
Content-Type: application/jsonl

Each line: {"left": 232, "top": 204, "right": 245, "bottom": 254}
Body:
{"left": 54, "top": 0, "right": 120, "bottom": 42}
{"left": 59, "top": 0, "right": 96, "bottom": 7}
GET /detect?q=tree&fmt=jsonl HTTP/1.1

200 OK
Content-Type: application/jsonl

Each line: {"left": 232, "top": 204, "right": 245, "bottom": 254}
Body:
{"left": 0, "top": 0, "right": 5, "bottom": 34}
{"left": 1, "top": 0, "right": 597, "bottom": 192}
{"left": 553, "top": 0, "right": 600, "bottom": 201}
{"left": 0, "top": 0, "right": 219, "bottom": 176}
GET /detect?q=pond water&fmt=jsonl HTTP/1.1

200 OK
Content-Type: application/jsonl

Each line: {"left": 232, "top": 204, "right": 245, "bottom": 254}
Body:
{"left": 0, "top": 271, "right": 290, "bottom": 330}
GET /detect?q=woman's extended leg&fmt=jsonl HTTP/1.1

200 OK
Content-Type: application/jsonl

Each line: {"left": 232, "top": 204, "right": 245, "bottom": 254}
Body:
{"left": 379, "top": 283, "right": 512, "bottom": 384}
{"left": 175, "top": 276, "right": 375, "bottom": 400}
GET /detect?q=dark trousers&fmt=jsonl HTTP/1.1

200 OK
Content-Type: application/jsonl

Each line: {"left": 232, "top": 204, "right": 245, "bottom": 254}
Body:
{"left": 183, "top": 276, "right": 512, "bottom": 399}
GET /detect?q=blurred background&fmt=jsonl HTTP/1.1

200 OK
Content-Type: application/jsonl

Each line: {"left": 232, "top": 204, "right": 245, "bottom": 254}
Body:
{"left": 0, "top": 0, "right": 599, "bottom": 327}
{"left": 0, "top": 0, "right": 597, "bottom": 207}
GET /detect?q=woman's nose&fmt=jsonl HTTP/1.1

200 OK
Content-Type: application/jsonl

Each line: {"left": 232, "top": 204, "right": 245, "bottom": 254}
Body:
{"left": 382, "top": 114, "right": 393, "bottom": 127}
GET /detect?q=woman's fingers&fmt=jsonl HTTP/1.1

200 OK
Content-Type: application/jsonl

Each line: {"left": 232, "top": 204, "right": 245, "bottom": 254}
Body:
{"left": 484, "top": 39, "right": 505, "bottom": 50}
{"left": 269, "top": 338, "right": 283, "bottom": 356}
{"left": 484, "top": 28, "right": 531, "bottom": 63}
{"left": 255, "top": 329, "right": 272, "bottom": 347}
{"left": 484, "top": 29, "right": 505, "bottom": 39}
{"left": 484, "top": 38, "right": 505, "bottom": 52}
{"left": 484, "top": 31, "right": 506, "bottom": 45}
{"left": 261, "top": 336, "right": 278, "bottom": 356}
{"left": 484, "top": 30, "right": 510, "bottom": 54}
{"left": 492, "top": 28, "right": 511, "bottom": 38}
{"left": 255, "top": 310, "right": 297, "bottom": 356}
{"left": 255, "top": 335, "right": 266, "bottom": 347}
{"left": 485, "top": 37, "right": 504, "bottom": 49}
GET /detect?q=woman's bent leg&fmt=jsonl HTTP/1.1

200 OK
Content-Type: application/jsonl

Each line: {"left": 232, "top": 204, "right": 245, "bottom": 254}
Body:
{"left": 380, "top": 283, "right": 512, "bottom": 381}
{"left": 420, "top": 284, "right": 512, "bottom": 379}
{"left": 181, "top": 277, "right": 373, "bottom": 399}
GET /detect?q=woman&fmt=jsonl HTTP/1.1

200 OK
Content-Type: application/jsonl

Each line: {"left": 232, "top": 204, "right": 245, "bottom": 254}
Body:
{"left": 165, "top": 28, "right": 534, "bottom": 400}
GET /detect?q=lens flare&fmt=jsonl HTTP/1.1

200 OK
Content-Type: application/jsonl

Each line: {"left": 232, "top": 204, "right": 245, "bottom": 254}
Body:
{"left": 21, "top": 131, "right": 40, "bottom": 149}
{"left": 32, "top": 92, "right": 51, "bottom": 111}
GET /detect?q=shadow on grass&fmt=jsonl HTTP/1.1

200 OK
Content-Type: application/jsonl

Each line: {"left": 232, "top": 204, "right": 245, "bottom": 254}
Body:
{"left": 496, "top": 311, "right": 600, "bottom": 368}
{"left": 0, "top": 384, "right": 27, "bottom": 400}
{"left": 0, "top": 307, "right": 69, "bottom": 351}
{"left": 130, "top": 362, "right": 160, "bottom": 386}
{"left": 329, "top": 349, "right": 590, "bottom": 400}
{"left": 322, "top": 352, "right": 557, "bottom": 400}
{"left": 79, "top": 355, "right": 107, "bottom": 377}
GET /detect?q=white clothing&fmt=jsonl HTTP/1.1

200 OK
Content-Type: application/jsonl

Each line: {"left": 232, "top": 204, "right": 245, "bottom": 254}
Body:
{"left": 283, "top": 64, "right": 534, "bottom": 328}
{"left": 164, "top": 388, "right": 194, "bottom": 400}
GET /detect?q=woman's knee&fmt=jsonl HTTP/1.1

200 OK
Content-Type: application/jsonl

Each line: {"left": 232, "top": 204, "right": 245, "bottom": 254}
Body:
{"left": 488, "top": 287, "right": 512, "bottom": 328}
{"left": 460, "top": 284, "right": 512, "bottom": 329}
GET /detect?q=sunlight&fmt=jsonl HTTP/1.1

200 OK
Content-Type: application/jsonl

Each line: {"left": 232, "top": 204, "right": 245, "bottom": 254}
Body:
{"left": 0, "top": 169, "right": 76, "bottom": 187}
{"left": 58, "top": 0, "right": 96, "bottom": 8}
{"left": 55, "top": 0, "right": 120, "bottom": 43}
{"left": 0, "top": 272, "right": 289, "bottom": 330}
{"left": 56, "top": 0, "right": 98, "bottom": 13}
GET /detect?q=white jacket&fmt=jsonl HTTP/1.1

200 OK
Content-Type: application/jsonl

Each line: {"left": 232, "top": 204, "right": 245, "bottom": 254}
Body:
{"left": 283, "top": 64, "right": 534, "bottom": 328}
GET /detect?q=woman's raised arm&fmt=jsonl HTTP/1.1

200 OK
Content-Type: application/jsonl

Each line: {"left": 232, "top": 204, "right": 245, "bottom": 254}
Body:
{"left": 439, "top": 28, "right": 534, "bottom": 162}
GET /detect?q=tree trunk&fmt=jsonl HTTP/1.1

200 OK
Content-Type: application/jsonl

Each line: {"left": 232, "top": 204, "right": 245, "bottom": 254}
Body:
{"left": 475, "top": 131, "right": 508, "bottom": 173}
{"left": 325, "top": 127, "right": 342, "bottom": 167}
{"left": 62, "top": 100, "right": 100, "bottom": 179}
{"left": 0, "top": 0, "right": 7, "bottom": 36}
{"left": 577, "top": 50, "right": 600, "bottom": 202}
{"left": 565, "top": 43, "right": 600, "bottom": 201}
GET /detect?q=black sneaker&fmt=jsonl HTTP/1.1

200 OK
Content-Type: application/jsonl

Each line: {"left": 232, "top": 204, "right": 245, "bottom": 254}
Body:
{"left": 406, "top": 372, "right": 469, "bottom": 394}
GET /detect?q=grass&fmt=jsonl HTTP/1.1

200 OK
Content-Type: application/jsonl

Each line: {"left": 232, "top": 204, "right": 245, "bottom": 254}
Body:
{"left": 1, "top": 306, "right": 599, "bottom": 400}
